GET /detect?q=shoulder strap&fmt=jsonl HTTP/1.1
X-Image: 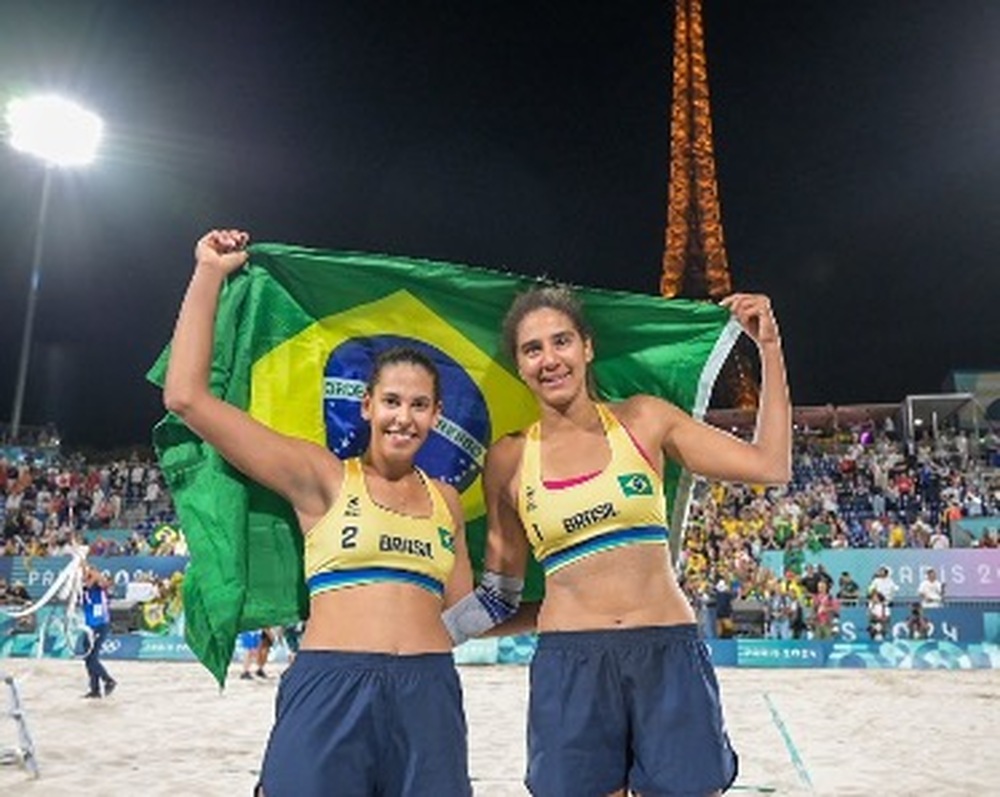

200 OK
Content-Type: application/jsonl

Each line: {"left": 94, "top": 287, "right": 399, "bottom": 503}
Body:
{"left": 520, "top": 421, "right": 542, "bottom": 481}
{"left": 416, "top": 468, "right": 455, "bottom": 529}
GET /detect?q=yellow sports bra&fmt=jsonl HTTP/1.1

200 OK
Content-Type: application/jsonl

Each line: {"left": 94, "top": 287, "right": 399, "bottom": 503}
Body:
{"left": 304, "top": 458, "right": 457, "bottom": 598}
{"left": 517, "top": 403, "right": 669, "bottom": 575}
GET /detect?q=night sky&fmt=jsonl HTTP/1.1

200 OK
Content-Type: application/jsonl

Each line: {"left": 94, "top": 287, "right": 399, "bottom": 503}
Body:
{"left": 1, "top": 1, "right": 998, "bottom": 450}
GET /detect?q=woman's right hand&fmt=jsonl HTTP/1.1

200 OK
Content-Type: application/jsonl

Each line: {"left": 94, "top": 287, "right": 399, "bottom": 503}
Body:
{"left": 194, "top": 228, "right": 250, "bottom": 276}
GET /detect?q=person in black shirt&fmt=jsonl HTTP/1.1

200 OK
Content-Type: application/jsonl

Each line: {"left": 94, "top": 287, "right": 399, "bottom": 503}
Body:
{"left": 837, "top": 571, "right": 861, "bottom": 604}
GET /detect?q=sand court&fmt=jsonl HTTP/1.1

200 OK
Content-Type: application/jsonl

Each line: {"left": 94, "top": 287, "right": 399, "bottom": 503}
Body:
{"left": 1, "top": 659, "right": 997, "bottom": 796}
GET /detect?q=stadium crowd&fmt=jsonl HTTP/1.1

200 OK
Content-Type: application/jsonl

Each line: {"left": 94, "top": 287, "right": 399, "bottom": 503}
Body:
{"left": 2, "top": 419, "right": 998, "bottom": 642}
{"left": 679, "top": 422, "right": 1000, "bottom": 640}
{"left": 0, "top": 451, "right": 180, "bottom": 558}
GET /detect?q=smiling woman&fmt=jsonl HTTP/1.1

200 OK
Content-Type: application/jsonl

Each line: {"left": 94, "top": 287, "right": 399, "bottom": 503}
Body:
{"left": 162, "top": 228, "right": 475, "bottom": 796}
{"left": 448, "top": 282, "right": 792, "bottom": 797}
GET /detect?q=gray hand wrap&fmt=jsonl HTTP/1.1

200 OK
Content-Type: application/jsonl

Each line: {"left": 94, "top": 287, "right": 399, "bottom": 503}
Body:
{"left": 441, "top": 570, "right": 524, "bottom": 646}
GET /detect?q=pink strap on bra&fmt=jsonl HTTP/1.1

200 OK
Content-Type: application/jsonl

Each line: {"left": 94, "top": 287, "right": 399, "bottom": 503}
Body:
{"left": 542, "top": 470, "right": 601, "bottom": 490}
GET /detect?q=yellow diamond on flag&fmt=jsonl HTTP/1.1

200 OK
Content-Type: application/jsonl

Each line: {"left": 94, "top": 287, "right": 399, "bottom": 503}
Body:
{"left": 249, "top": 290, "right": 536, "bottom": 520}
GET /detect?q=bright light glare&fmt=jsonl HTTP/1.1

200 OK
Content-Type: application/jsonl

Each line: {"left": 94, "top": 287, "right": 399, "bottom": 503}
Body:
{"left": 6, "top": 95, "right": 104, "bottom": 167}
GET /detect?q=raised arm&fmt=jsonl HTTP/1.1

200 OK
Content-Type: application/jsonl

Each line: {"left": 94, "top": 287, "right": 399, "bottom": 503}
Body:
{"left": 83, "top": 563, "right": 111, "bottom": 592}
{"left": 163, "top": 229, "right": 339, "bottom": 521}
{"left": 642, "top": 293, "right": 791, "bottom": 486}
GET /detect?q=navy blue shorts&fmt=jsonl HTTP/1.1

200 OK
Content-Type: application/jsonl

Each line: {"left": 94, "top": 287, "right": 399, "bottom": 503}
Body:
{"left": 258, "top": 650, "right": 472, "bottom": 797}
{"left": 526, "top": 625, "right": 738, "bottom": 797}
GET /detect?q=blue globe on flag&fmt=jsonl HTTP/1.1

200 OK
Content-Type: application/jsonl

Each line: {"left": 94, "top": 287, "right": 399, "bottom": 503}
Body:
{"left": 323, "top": 334, "right": 490, "bottom": 492}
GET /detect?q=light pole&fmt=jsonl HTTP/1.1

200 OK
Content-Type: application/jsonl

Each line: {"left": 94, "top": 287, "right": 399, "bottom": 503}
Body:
{"left": 5, "top": 95, "right": 103, "bottom": 443}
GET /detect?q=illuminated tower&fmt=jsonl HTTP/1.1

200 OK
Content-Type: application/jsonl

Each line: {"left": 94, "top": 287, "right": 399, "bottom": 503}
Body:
{"left": 661, "top": 0, "right": 757, "bottom": 408}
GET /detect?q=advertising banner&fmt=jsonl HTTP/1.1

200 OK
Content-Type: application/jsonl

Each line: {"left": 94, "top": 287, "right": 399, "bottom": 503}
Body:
{"left": 7, "top": 555, "right": 189, "bottom": 599}
{"left": 760, "top": 549, "right": 1000, "bottom": 599}
{"left": 826, "top": 640, "right": 1000, "bottom": 669}
{"left": 837, "top": 605, "right": 1000, "bottom": 644}
{"left": 735, "top": 640, "right": 827, "bottom": 668}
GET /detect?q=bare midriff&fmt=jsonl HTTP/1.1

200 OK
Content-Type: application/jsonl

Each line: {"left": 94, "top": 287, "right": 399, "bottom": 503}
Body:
{"left": 300, "top": 582, "right": 452, "bottom": 653}
{"left": 537, "top": 544, "right": 695, "bottom": 632}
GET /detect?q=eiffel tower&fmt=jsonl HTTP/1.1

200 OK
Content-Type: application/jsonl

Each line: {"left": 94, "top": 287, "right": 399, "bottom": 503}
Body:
{"left": 661, "top": 0, "right": 758, "bottom": 409}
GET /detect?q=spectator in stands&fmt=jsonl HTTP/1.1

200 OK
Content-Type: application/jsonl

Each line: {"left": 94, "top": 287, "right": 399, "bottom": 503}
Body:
{"left": 887, "top": 517, "right": 907, "bottom": 548}
{"left": 714, "top": 579, "right": 736, "bottom": 639}
{"left": 790, "top": 593, "right": 809, "bottom": 640}
{"left": 830, "top": 529, "right": 850, "bottom": 548}
{"left": 918, "top": 568, "right": 944, "bottom": 608}
{"left": 783, "top": 540, "right": 805, "bottom": 578}
{"left": 954, "top": 430, "right": 970, "bottom": 470}
{"left": 810, "top": 580, "right": 840, "bottom": 640}
{"left": 800, "top": 563, "right": 820, "bottom": 595}
{"left": 836, "top": 571, "right": 861, "bottom": 605}
{"left": 906, "top": 602, "right": 931, "bottom": 640}
{"left": 909, "top": 515, "right": 933, "bottom": 548}
{"left": 7, "top": 580, "right": 30, "bottom": 605}
{"left": 766, "top": 584, "right": 794, "bottom": 640}
{"left": 678, "top": 415, "right": 999, "bottom": 613}
{"left": 943, "top": 501, "right": 963, "bottom": 531}
{"left": 985, "top": 430, "right": 1000, "bottom": 467}
{"left": 868, "top": 515, "right": 887, "bottom": 547}
{"left": 0, "top": 448, "right": 179, "bottom": 557}
{"left": 815, "top": 564, "right": 834, "bottom": 593}
{"left": 867, "top": 591, "right": 890, "bottom": 641}
{"left": 929, "top": 526, "right": 951, "bottom": 549}
{"left": 868, "top": 565, "right": 899, "bottom": 605}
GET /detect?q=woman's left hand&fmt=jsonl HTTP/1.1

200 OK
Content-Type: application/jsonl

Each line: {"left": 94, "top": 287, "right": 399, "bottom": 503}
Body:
{"left": 719, "top": 293, "right": 780, "bottom": 347}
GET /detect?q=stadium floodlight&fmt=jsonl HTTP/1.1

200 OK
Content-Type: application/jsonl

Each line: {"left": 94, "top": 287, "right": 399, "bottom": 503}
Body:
{"left": 5, "top": 94, "right": 104, "bottom": 443}
{"left": 6, "top": 95, "right": 104, "bottom": 167}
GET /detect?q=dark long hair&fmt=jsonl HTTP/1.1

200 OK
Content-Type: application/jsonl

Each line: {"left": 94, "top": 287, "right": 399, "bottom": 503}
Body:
{"left": 366, "top": 346, "right": 441, "bottom": 403}
{"left": 501, "top": 284, "right": 600, "bottom": 398}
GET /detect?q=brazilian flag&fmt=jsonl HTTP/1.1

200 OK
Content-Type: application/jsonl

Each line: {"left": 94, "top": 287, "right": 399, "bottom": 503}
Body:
{"left": 148, "top": 243, "right": 739, "bottom": 685}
